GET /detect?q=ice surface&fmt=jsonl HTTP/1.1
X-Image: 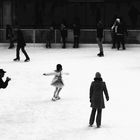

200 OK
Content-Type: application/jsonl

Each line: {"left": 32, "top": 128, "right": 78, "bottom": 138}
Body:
{"left": 0, "top": 43, "right": 140, "bottom": 140}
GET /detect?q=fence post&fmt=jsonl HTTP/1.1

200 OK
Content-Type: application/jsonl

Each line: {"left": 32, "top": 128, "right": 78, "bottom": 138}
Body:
{"left": 33, "top": 29, "right": 36, "bottom": 46}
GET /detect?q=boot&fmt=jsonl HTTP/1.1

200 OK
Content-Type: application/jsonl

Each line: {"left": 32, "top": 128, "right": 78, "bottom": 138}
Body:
{"left": 97, "top": 52, "right": 104, "bottom": 57}
{"left": 13, "top": 58, "right": 20, "bottom": 61}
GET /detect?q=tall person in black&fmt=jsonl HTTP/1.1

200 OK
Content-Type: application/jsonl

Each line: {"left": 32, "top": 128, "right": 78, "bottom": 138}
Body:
{"left": 115, "top": 18, "right": 127, "bottom": 50}
{"left": 73, "top": 18, "right": 80, "bottom": 48}
{"left": 96, "top": 20, "right": 104, "bottom": 57}
{"left": 60, "top": 23, "right": 67, "bottom": 49}
{"left": 13, "top": 26, "right": 30, "bottom": 62}
{"left": 89, "top": 72, "right": 109, "bottom": 128}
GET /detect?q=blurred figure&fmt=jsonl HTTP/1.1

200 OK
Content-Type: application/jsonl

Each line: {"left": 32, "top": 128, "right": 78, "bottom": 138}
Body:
{"left": 115, "top": 18, "right": 127, "bottom": 50}
{"left": 46, "top": 26, "right": 54, "bottom": 48}
{"left": 72, "top": 18, "right": 80, "bottom": 48}
{"left": 89, "top": 72, "right": 109, "bottom": 128}
{"left": 60, "top": 23, "right": 68, "bottom": 49}
{"left": 13, "top": 26, "right": 30, "bottom": 62}
{"left": 96, "top": 20, "right": 104, "bottom": 57}
{"left": 0, "top": 69, "right": 11, "bottom": 89}
{"left": 6, "top": 24, "right": 15, "bottom": 49}
{"left": 111, "top": 18, "right": 118, "bottom": 49}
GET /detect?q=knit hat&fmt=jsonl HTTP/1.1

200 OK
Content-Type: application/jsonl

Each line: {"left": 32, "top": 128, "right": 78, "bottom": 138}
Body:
{"left": 95, "top": 72, "right": 101, "bottom": 78}
{"left": 0, "top": 69, "right": 6, "bottom": 73}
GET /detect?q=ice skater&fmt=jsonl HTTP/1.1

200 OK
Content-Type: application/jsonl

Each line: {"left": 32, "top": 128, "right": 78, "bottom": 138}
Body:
{"left": 0, "top": 69, "right": 11, "bottom": 89}
{"left": 89, "top": 72, "right": 109, "bottom": 128}
{"left": 43, "top": 64, "right": 69, "bottom": 101}
{"left": 96, "top": 20, "right": 104, "bottom": 57}
{"left": 13, "top": 26, "right": 30, "bottom": 62}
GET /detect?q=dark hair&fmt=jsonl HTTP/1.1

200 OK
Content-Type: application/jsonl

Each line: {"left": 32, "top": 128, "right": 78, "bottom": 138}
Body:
{"left": 56, "top": 64, "right": 62, "bottom": 72}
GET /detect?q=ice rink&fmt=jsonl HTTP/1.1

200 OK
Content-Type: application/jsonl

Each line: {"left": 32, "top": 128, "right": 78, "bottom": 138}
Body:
{"left": 0, "top": 43, "right": 140, "bottom": 140}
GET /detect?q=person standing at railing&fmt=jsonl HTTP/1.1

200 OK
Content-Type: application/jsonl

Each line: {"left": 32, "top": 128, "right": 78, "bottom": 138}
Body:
{"left": 6, "top": 24, "right": 15, "bottom": 49}
{"left": 115, "top": 18, "right": 128, "bottom": 50}
{"left": 60, "top": 23, "right": 68, "bottom": 49}
{"left": 96, "top": 20, "right": 104, "bottom": 57}
{"left": 13, "top": 26, "right": 30, "bottom": 62}
{"left": 72, "top": 22, "right": 80, "bottom": 48}
{"left": 46, "top": 26, "right": 54, "bottom": 48}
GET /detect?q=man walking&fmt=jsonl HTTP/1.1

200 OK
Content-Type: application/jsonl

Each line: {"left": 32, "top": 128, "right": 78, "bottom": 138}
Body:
{"left": 13, "top": 26, "right": 30, "bottom": 62}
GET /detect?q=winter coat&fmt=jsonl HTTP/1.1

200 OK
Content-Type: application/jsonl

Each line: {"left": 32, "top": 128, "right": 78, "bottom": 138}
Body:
{"left": 116, "top": 23, "right": 127, "bottom": 36}
{"left": 90, "top": 78, "right": 109, "bottom": 109}
{"left": 16, "top": 29, "right": 26, "bottom": 47}
{"left": 73, "top": 24, "right": 80, "bottom": 37}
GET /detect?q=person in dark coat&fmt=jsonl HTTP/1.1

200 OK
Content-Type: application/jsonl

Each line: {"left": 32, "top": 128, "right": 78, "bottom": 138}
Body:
{"left": 73, "top": 22, "right": 80, "bottom": 48}
{"left": 89, "top": 72, "right": 109, "bottom": 128}
{"left": 6, "top": 24, "right": 15, "bottom": 49}
{"left": 0, "top": 69, "right": 11, "bottom": 89}
{"left": 13, "top": 26, "right": 30, "bottom": 62}
{"left": 111, "top": 19, "right": 118, "bottom": 49}
{"left": 115, "top": 18, "right": 127, "bottom": 50}
{"left": 96, "top": 20, "right": 104, "bottom": 57}
{"left": 60, "top": 23, "right": 68, "bottom": 49}
{"left": 46, "top": 26, "right": 54, "bottom": 48}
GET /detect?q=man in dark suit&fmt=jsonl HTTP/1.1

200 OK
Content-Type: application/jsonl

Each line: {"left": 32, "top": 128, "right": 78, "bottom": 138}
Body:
{"left": 13, "top": 26, "right": 30, "bottom": 62}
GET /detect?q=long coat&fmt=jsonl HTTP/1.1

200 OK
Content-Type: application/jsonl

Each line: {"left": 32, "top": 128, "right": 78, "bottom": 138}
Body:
{"left": 90, "top": 78, "right": 109, "bottom": 109}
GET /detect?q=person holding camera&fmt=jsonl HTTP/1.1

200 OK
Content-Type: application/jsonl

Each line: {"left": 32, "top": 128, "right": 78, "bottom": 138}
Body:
{"left": 0, "top": 69, "right": 11, "bottom": 89}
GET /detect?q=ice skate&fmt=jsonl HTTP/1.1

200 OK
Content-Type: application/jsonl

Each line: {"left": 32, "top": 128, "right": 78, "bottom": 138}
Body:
{"left": 13, "top": 58, "right": 20, "bottom": 61}
{"left": 55, "top": 96, "right": 61, "bottom": 100}
{"left": 24, "top": 58, "right": 30, "bottom": 62}
{"left": 88, "top": 124, "right": 93, "bottom": 127}
{"left": 52, "top": 97, "right": 56, "bottom": 101}
{"left": 97, "top": 52, "right": 104, "bottom": 57}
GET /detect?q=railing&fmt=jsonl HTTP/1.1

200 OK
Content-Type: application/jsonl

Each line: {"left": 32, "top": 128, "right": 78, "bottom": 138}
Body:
{"left": 0, "top": 29, "right": 140, "bottom": 44}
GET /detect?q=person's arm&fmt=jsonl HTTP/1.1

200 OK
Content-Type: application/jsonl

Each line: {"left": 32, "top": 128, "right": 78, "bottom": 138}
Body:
{"left": 43, "top": 72, "right": 56, "bottom": 76}
{"left": 103, "top": 82, "right": 109, "bottom": 101}
{"left": 89, "top": 82, "right": 94, "bottom": 102}
{"left": 62, "top": 72, "right": 69, "bottom": 75}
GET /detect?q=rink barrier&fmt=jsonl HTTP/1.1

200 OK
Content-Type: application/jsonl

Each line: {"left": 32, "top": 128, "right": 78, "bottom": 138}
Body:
{"left": 0, "top": 29, "right": 140, "bottom": 44}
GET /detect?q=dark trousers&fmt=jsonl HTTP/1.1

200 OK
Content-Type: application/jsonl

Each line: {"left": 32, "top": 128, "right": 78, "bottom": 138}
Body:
{"left": 111, "top": 33, "right": 117, "bottom": 48}
{"left": 73, "top": 36, "right": 79, "bottom": 48}
{"left": 46, "top": 41, "right": 51, "bottom": 48}
{"left": 62, "top": 37, "right": 66, "bottom": 48}
{"left": 89, "top": 108, "right": 102, "bottom": 126}
{"left": 16, "top": 45, "right": 30, "bottom": 59}
{"left": 116, "top": 35, "right": 125, "bottom": 50}
{"left": 9, "top": 38, "right": 14, "bottom": 48}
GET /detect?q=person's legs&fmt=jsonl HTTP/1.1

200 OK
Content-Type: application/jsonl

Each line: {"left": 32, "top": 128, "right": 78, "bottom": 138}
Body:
{"left": 89, "top": 108, "right": 96, "bottom": 126}
{"left": 55, "top": 88, "right": 62, "bottom": 99}
{"left": 21, "top": 46, "right": 30, "bottom": 61}
{"left": 97, "top": 38, "right": 104, "bottom": 56}
{"left": 52, "top": 87, "right": 59, "bottom": 101}
{"left": 96, "top": 109, "right": 102, "bottom": 127}
{"left": 117, "top": 35, "right": 120, "bottom": 50}
{"left": 120, "top": 35, "right": 125, "bottom": 50}
{"left": 13, "top": 46, "right": 20, "bottom": 61}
